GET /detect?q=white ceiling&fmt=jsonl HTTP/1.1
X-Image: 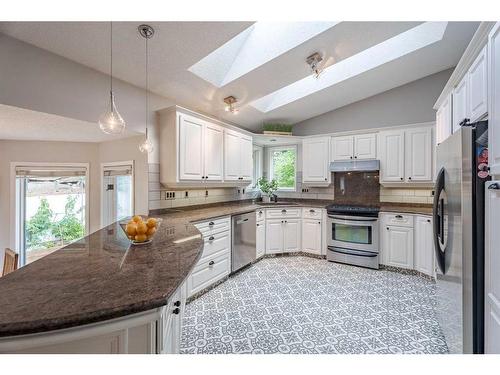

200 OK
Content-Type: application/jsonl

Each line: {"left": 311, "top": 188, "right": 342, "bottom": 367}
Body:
{"left": 0, "top": 104, "right": 139, "bottom": 142}
{"left": 0, "top": 21, "right": 479, "bottom": 132}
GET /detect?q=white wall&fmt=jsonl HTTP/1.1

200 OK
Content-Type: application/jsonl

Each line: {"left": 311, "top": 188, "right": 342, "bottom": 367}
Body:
{"left": 293, "top": 69, "right": 453, "bottom": 136}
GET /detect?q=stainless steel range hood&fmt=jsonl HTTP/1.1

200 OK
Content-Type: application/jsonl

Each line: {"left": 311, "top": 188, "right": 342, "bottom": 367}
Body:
{"left": 330, "top": 159, "right": 380, "bottom": 172}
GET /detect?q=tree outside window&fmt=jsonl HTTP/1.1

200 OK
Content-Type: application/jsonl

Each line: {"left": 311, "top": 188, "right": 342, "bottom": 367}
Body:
{"left": 269, "top": 146, "right": 297, "bottom": 190}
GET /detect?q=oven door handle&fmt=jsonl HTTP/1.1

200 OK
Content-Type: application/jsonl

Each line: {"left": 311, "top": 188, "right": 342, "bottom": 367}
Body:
{"left": 327, "top": 215, "right": 378, "bottom": 222}
{"left": 327, "top": 246, "right": 378, "bottom": 257}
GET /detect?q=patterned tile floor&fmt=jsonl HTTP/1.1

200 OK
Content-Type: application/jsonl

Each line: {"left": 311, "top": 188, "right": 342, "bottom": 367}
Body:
{"left": 180, "top": 256, "right": 448, "bottom": 354}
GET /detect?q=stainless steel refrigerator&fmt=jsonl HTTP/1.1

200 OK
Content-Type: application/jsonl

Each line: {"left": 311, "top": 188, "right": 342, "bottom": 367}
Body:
{"left": 433, "top": 121, "right": 489, "bottom": 354}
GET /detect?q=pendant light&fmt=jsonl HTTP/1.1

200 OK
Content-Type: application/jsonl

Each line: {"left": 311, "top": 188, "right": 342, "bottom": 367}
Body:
{"left": 99, "top": 22, "right": 126, "bottom": 134}
{"left": 138, "top": 24, "right": 154, "bottom": 154}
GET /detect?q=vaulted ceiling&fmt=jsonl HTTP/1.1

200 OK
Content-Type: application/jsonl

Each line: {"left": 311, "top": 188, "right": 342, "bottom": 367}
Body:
{"left": 0, "top": 21, "right": 479, "bottom": 132}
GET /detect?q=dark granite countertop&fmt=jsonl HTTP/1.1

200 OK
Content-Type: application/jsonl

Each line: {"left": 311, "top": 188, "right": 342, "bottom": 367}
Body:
{"left": 0, "top": 198, "right": 431, "bottom": 337}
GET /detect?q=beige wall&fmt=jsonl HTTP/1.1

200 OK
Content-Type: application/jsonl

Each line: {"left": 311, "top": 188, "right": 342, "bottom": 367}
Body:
{"left": 0, "top": 136, "right": 149, "bottom": 267}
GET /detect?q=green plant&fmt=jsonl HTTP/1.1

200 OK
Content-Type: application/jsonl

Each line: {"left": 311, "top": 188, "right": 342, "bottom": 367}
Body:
{"left": 26, "top": 198, "right": 54, "bottom": 249}
{"left": 262, "top": 123, "right": 293, "bottom": 133}
{"left": 271, "top": 149, "right": 296, "bottom": 188}
{"left": 53, "top": 195, "right": 85, "bottom": 243}
{"left": 257, "top": 177, "right": 279, "bottom": 196}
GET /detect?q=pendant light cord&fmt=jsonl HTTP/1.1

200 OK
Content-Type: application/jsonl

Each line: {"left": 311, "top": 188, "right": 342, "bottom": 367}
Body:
{"left": 145, "top": 32, "right": 149, "bottom": 140}
{"left": 110, "top": 21, "right": 113, "bottom": 94}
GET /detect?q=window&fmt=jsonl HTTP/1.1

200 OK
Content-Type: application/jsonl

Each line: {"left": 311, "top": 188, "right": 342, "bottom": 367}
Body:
{"left": 101, "top": 162, "right": 134, "bottom": 227}
{"left": 268, "top": 146, "right": 297, "bottom": 190}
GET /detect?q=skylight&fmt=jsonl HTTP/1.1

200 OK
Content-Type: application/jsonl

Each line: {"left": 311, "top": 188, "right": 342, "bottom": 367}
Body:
{"left": 250, "top": 22, "right": 448, "bottom": 113}
{"left": 188, "top": 22, "right": 340, "bottom": 87}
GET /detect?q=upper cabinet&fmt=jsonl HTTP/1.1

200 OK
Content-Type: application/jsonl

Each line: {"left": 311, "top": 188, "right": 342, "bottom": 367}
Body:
{"left": 302, "top": 137, "right": 331, "bottom": 185}
{"left": 331, "top": 133, "right": 376, "bottom": 161}
{"left": 489, "top": 23, "right": 500, "bottom": 176}
{"left": 436, "top": 93, "right": 452, "bottom": 145}
{"left": 379, "top": 126, "right": 433, "bottom": 185}
{"left": 224, "top": 129, "right": 253, "bottom": 182}
{"left": 159, "top": 109, "right": 252, "bottom": 187}
{"left": 469, "top": 45, "right": 488, "bottom": 122}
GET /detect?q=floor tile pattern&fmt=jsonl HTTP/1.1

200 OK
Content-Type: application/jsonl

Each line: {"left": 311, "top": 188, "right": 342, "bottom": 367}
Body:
{"left": 180, "top": 256, "right": 448, "bottom": 354}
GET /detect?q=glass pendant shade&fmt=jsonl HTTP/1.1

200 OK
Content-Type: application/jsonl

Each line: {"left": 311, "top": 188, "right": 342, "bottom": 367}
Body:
{"left": 99, "top": 92, "right": 126, "bottom": 134}
{"left": 139, "top": 137, "right": 153, "bottom": 153}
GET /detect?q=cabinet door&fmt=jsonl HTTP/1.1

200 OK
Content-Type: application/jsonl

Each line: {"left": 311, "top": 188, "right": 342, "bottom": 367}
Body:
{"left": 265, "top": 219, "right": 283, "bottom": 254}
{"left": 385, "top": 225, "right": 413, "bottom": 269}
{"left": 468, "top": 45, "right": 488, "bottom": 122}
{"left": 239, "top": 135, "right": 253, "bottom": 180}
{"left": 302, "top": 219, "right": 322, "bottom": 255}
{"left": 415, "top": 216, "right": 434, "bottom": 277}
{"left": 354, "top": 134, "right": 377, "bottom": 160}
{"left": 489, "top": 23, "right": 500, "bottom": 176}
{"left": 405, "top": 127, "right": 432, "bottom": 182}
{"left": 302, "top": 137, "right": 330, "bottom": 183}
{"left": 224, "top": 130, "right": 241, "bottom": 181}
{"left": 256, "top": 221, "right": 265, "bottom": 258}
{"left": 283, "top": 219, "right": 301, "bottom": 252}
{"left": 452, "top": 76, "right": 469, "bottom": 133}
{"left": 379, "top": 130, "right": 405, "bottom": 182}
{"left": 331, "top": 135, "right": 354, "bottom": 160}
{"left": 203, "top": 122, "right": 224, "bottom": 181}
{"left": 178, "top": 114, "right": 204, "bottom": 180}
{"left": 486, "top": 181, "right": 500, "bottom": 353}
{"left": 436, "top": 93, "right": 452, "bottom": 145}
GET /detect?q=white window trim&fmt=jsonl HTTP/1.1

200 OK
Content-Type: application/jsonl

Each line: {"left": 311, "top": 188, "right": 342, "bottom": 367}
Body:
{"left": 10, "top": 162, "right": 90, "bottom": 262}
{"left": 249, "top": 145, "right": 264, "bottom": 191}
{"left": 267, "top": 145, "right": 297, "bottom": 192}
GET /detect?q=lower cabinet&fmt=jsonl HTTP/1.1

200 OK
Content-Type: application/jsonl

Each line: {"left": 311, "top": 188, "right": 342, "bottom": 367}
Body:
{"left": 256, "top": 220, "right": 265, "bottom": 258}
{"left": 384, "top": 225, "right": 414, "bottom": 269}
{"left": 265, "top": 218, "right": 301, "bottom": 254}
{"left": 302, "top": 218, "right": 322, "bottom": 255}
{"left": 159, "top": 282, "right": 186, "bottom": 354}
{"left": 414, "top": 216, "right": 435, "bottom": 277}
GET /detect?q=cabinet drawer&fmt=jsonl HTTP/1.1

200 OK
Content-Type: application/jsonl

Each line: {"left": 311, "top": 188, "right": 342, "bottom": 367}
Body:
{"left": 382, "top": 213, "right": 414, "bottom": 227}
{"left": 194, "top": 216, "right": 230, "bottom": 237}
{"left": 200, "top": 231, "right": 230, "bottom": 261}
{"left": 189, "top": 252, "right": 230, "bottom": 296}
{"left": 266, "top": 208, "right": 301, "bottom": 219}
{"left": 256, "top": 209, "right": 265, "bottom": 222}
{"left": 302, "top": 207, "right": 323, "bottom": 219}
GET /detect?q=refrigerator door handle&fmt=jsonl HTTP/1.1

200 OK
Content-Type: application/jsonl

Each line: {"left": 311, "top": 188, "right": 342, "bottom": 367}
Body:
{"left": 433, "top": 167, "right": 446, "bottom": 274}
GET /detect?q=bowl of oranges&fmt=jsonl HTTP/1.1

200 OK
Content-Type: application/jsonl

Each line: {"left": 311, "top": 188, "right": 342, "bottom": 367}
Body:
{"left": 120, "top": 215, "right": 161, "bottom": 245}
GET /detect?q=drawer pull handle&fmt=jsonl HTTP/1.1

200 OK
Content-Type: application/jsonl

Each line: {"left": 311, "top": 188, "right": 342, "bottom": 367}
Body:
{"left": 208, "top": 236, "right": 215, "bottom": 241}
{"left": 395, "top": 215, "right": 403, "bottom": 219}
{"left": 208, "top": 221, "right": 214, "bottom": 226}
{"left": 281, "top": 209, "right": 287, "bottom": 213}
{"left": 259, "top": 210, "right": 263, "bottom": 214}
{"left": 174, "top": 300, "right": 181, "bottom": 307}
{"left": 209, "top": 260, "right": 215, "bottom": 266}
{"left": 173, "top": 308, "right": 180, "bottom": 315}
{"left": 309, "top": 209, "right": 315, "bottom": 213}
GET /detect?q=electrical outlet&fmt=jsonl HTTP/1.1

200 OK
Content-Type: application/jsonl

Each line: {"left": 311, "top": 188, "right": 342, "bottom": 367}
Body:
{"left": 185, "top": 191, "right": 189, "bottom": 198}
{"left": 302, "top": 188, "right": 309, "bottom": 193}
{"left": 242, "top": 188, "right": 245, "bottom": 194}
{"left": 165, "top": 191, "right": 176, "bottom": 200}
{"left": 205, "top": 190, "right": 208, "bottom": 197}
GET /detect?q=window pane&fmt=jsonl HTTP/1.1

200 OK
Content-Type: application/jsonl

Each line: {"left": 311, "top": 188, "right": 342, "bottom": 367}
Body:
{"left": 271, "top": 148, "right": 296, "bottom": 189}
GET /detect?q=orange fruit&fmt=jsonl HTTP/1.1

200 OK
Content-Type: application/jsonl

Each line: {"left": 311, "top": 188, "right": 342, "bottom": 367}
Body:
{"left": 146, "top": 218, "right": 157, "bottom": 228}
{"left": 136, "top": 222, "right": 148, "bottom": 235}
{"left": 146, "top": 226, "right": 156, "bottom": 238}
{"left": 132, "top": 215, "right": 143, "bottom": 223}
{"left": 125, "top": 223, "right": 137, "bottom": 236}
{"left": 135, "top": 234, "right": 148, "bottom": 242}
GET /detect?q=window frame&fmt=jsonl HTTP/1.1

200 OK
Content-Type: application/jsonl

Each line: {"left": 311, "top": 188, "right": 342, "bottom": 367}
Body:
{"left": 267, "top": 145, "right": 297, "bottom": 192}
{"left": 250, "top": 145, "right": 264, "bottom": 190}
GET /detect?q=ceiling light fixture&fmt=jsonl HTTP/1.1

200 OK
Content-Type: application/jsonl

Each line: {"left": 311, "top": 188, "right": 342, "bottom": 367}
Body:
{"left": 223, "top": 96, "right": 239, "bottom": 114}
{"left": 99, "top": 22, "right": 126, "bottom": 135}
{"left": 138, "top": 24, "right": 154, "bottom": 154}
{"left": 306, "top": 52, "right": 324, "bottom": 79}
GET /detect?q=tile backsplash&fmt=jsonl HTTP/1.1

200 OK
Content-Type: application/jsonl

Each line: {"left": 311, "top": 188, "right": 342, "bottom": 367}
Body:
{"left": 379, "top": 186, "right": 434, "bottom": 204}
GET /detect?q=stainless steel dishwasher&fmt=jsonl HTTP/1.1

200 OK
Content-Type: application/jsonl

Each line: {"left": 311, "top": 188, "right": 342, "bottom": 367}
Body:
{"left": 231, "top": 212, "right": 257, "bottom": 272}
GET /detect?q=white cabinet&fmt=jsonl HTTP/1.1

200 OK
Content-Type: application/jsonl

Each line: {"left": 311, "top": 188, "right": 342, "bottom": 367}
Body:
{"left": 469, "top": 45, "right": 488, "bottom": 122}
{"left": 178, "top": 114, "right": 205, "bottom": 181}
{"left": 256, "top": 221, "right": 265, "bottom": 258}
{"left": 453, "top": 75, "right": 469, "bottom": 133}
{"left": 265, "top": 219, "right": 284, "bottom": 254}
{"left": 405, "top": 127, "right": 433, "bottom": 182}
{"left": 379, "top": 127, "right": 433, "bottom": 184}
{"left": 283, "top": 219, "right": 301, "bottom": 252}
{"left": 224, "top": 130, "right": 253, "bottom": 182}
{"left": 384, "top": 225, "right": 414, "bottom": 269}
{"left": 489, "top": 23, "right": 500, "bottom": 176}
{"left": 414, "top": 216, "right": 435, "bottom": 277}
{"left": 485, "top": 181, "right": 500, "bottom": 353}
{"left": 436, "top": 93, "right": 452, "bottom": 145}
{"left": 203, "top": 122, "right": 224, "bottom": 181}
{"left": 379, "top": 130, "right": 405, "bottom": 182}
{"left": 331, "top": 134, "right": 376, "bottom": 161}
{"left": 302, "top": 219, "right": 322, "bottom": 255}
{"left": 302, "top": 137, "right": 331, "bottom": 185}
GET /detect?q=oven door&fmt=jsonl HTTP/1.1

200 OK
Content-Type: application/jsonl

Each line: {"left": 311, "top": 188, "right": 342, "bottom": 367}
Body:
{"left": 327, "top": 214, "right": 379, "bottom": 253}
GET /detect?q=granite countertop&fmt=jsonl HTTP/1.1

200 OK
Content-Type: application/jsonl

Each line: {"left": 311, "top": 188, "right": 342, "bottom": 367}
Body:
{"left": 0, "top": 198, "right": 431, "bottom": 337}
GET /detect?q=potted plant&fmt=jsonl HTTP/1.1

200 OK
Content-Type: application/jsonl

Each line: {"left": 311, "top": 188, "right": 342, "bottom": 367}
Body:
{"left": 257, "top": 177, "right": 279, "bottom": 202}
{"left": 262, "top": 123, "right": 293, "bottom": 136}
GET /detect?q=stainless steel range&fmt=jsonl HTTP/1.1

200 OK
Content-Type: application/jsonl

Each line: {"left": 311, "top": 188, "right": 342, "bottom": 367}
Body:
{"left": 326, "top": 204, "right": 380, "bottom": 269}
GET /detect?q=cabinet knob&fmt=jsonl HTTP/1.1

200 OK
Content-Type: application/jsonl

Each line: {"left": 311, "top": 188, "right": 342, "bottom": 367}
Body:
{"left": 208, "top": 236, "right": 215, "bottom": 241}
{"left": 324, "top": 178, "right": 327, "bottom": 181}
{"left": 427, "top": 219, "right": 431, "bottom": 223}
{"left": 395, "top": 215, "right": 403, "bottom": 219}
{"left": 205, "top": 176, "right": 208, "bottom": 179}
{"left": 354, "top": 156, "right": 358, "bottom": 159}
{"left": 309, "top": 209, "right": 315, "bottom": 213}
{"left": 318, "top": 221, "right": 321, "bottom": 224}
{"left": 350, "top": 156, "right": 353, "bottom": 159}
{"left": 173, "top": 308, "right": 180, "bottom": 315}
{"left": 400, "top": 177, "right": 403, "bottom": 181}
{"left": 387, "top": 227, "right": 389, "bottom": 230}
{"left": 208, "top": 221, "right": 214, "bottom": 226}
{"left": 408, "top": 177, "right": 412, "bottom": 180}
{"left": 285, "top": 220, "right": 288, "bottom": 223}
{"left": 281, "top": 209, "right": 287, "bottom": 213}
{"left": 209, "top": 260, "right": 215, "bottom": 266}
{"left": 174, "top": 300, "right": 181, "bottom": 307}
